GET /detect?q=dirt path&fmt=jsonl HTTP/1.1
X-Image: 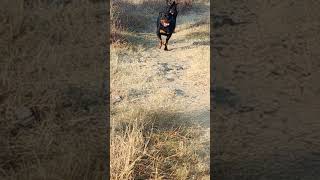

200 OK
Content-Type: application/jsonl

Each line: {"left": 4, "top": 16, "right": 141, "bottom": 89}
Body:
{"left": 139, "top": 3, "right": 210, "bottom": 163}
{"left": 144, "top": 7, "right": 210, "bottom": 138}
{"left": 110, "top": 3, "right": 210, "bottom": 133}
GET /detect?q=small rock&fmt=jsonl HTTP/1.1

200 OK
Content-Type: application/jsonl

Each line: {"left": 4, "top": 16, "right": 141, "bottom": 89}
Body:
{"left": 158, "top": 63, "right": 173, "bottom": 72}
{"left": 113, "top": 95, "right": 123, "bottom": 104}
{"left": 167, "top": 77, "right": 175, "bottom": 82}
{"left": 15, "top": 107, "right": 39, "bottom": 127}
{"left": 174, "top": 89, "right": 185, "bottom": 96}
{"left": 138, "top": 57, "right": 146, "bottom": 63}
{"left": 166, "top": 74, "right": 175, "bottom": 81}
{"left": 175, "top": 65, "right": 184, "bottom": 70}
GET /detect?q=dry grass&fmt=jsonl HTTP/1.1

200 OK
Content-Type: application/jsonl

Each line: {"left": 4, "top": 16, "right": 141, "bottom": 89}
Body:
{"left": 110, "top": 0, "right": 204, "bottom": 44}
{"left": 110, "top": 0, "right": 210, "bottom": 179}
{"left": 110, "top": 99, "right": 210, "bottom": 179}
{"left": 0, "top": 1, "right": 106, "bottom": 179}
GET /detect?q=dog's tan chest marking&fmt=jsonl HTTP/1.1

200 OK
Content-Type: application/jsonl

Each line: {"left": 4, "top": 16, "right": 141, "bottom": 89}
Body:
{"left": 160, "top": 29, "right": 167, "bottom": 34}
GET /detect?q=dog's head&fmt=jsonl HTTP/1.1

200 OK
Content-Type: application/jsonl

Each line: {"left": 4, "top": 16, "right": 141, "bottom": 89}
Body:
{"left": 159, "top": 12, "right": 171, "bottom": 27}
{"left": 166, "top": 0, "right": 178, "bottom": 17}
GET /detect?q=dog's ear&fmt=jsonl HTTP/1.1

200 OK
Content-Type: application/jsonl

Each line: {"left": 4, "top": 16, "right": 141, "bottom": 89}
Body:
{"left": 171, "top": 1, "right": 178, "bottom": 7}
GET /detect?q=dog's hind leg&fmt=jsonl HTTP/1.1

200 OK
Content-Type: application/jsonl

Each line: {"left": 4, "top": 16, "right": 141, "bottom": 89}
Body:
{"left": 164, "top": 34, "right": 172, "bottom": 51}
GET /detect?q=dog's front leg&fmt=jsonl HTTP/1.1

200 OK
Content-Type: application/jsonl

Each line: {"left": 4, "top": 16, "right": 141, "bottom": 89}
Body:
{"left": 159, "top": 39, "right": 163, "bottom": 49}
{"left": 164, "top": 34, "right": 172, "bottom": 51}
{"left": 157, "top": 32, "right": 162, "bottom": 49}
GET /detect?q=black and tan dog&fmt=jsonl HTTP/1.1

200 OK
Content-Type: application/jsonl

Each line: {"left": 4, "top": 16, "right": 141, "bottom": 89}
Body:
{"left": 156, "top": 0, "right": 178, "bottom": 51}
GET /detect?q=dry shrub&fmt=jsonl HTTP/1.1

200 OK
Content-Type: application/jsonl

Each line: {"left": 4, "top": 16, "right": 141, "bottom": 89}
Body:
{"left": 110, "top": 117, "right": 149, "bottom": 180}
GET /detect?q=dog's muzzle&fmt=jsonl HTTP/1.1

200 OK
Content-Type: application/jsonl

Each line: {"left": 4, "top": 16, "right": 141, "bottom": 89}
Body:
{"left": 162, "top": 22, "right": 170, "bottom": 27}
{"left": 160, "top": 19, "right": 170, "bottom": 27}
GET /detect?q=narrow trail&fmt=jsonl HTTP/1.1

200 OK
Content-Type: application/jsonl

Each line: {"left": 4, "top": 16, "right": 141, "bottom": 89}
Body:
{"left": 145, "top": 5, "right": 209, "bottom": 112}
{"left": 138, "top": 4, "right": 210, "bottom": 165}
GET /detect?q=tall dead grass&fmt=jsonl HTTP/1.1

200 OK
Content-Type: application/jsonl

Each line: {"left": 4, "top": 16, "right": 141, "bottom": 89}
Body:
{"left": 1, "top": 1, "right": 106, "bottom": 179}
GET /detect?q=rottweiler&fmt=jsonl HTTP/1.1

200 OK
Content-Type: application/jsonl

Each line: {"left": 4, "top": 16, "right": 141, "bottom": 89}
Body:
{"left": 156, "top": 1, "right": 178, "bottom": 51}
